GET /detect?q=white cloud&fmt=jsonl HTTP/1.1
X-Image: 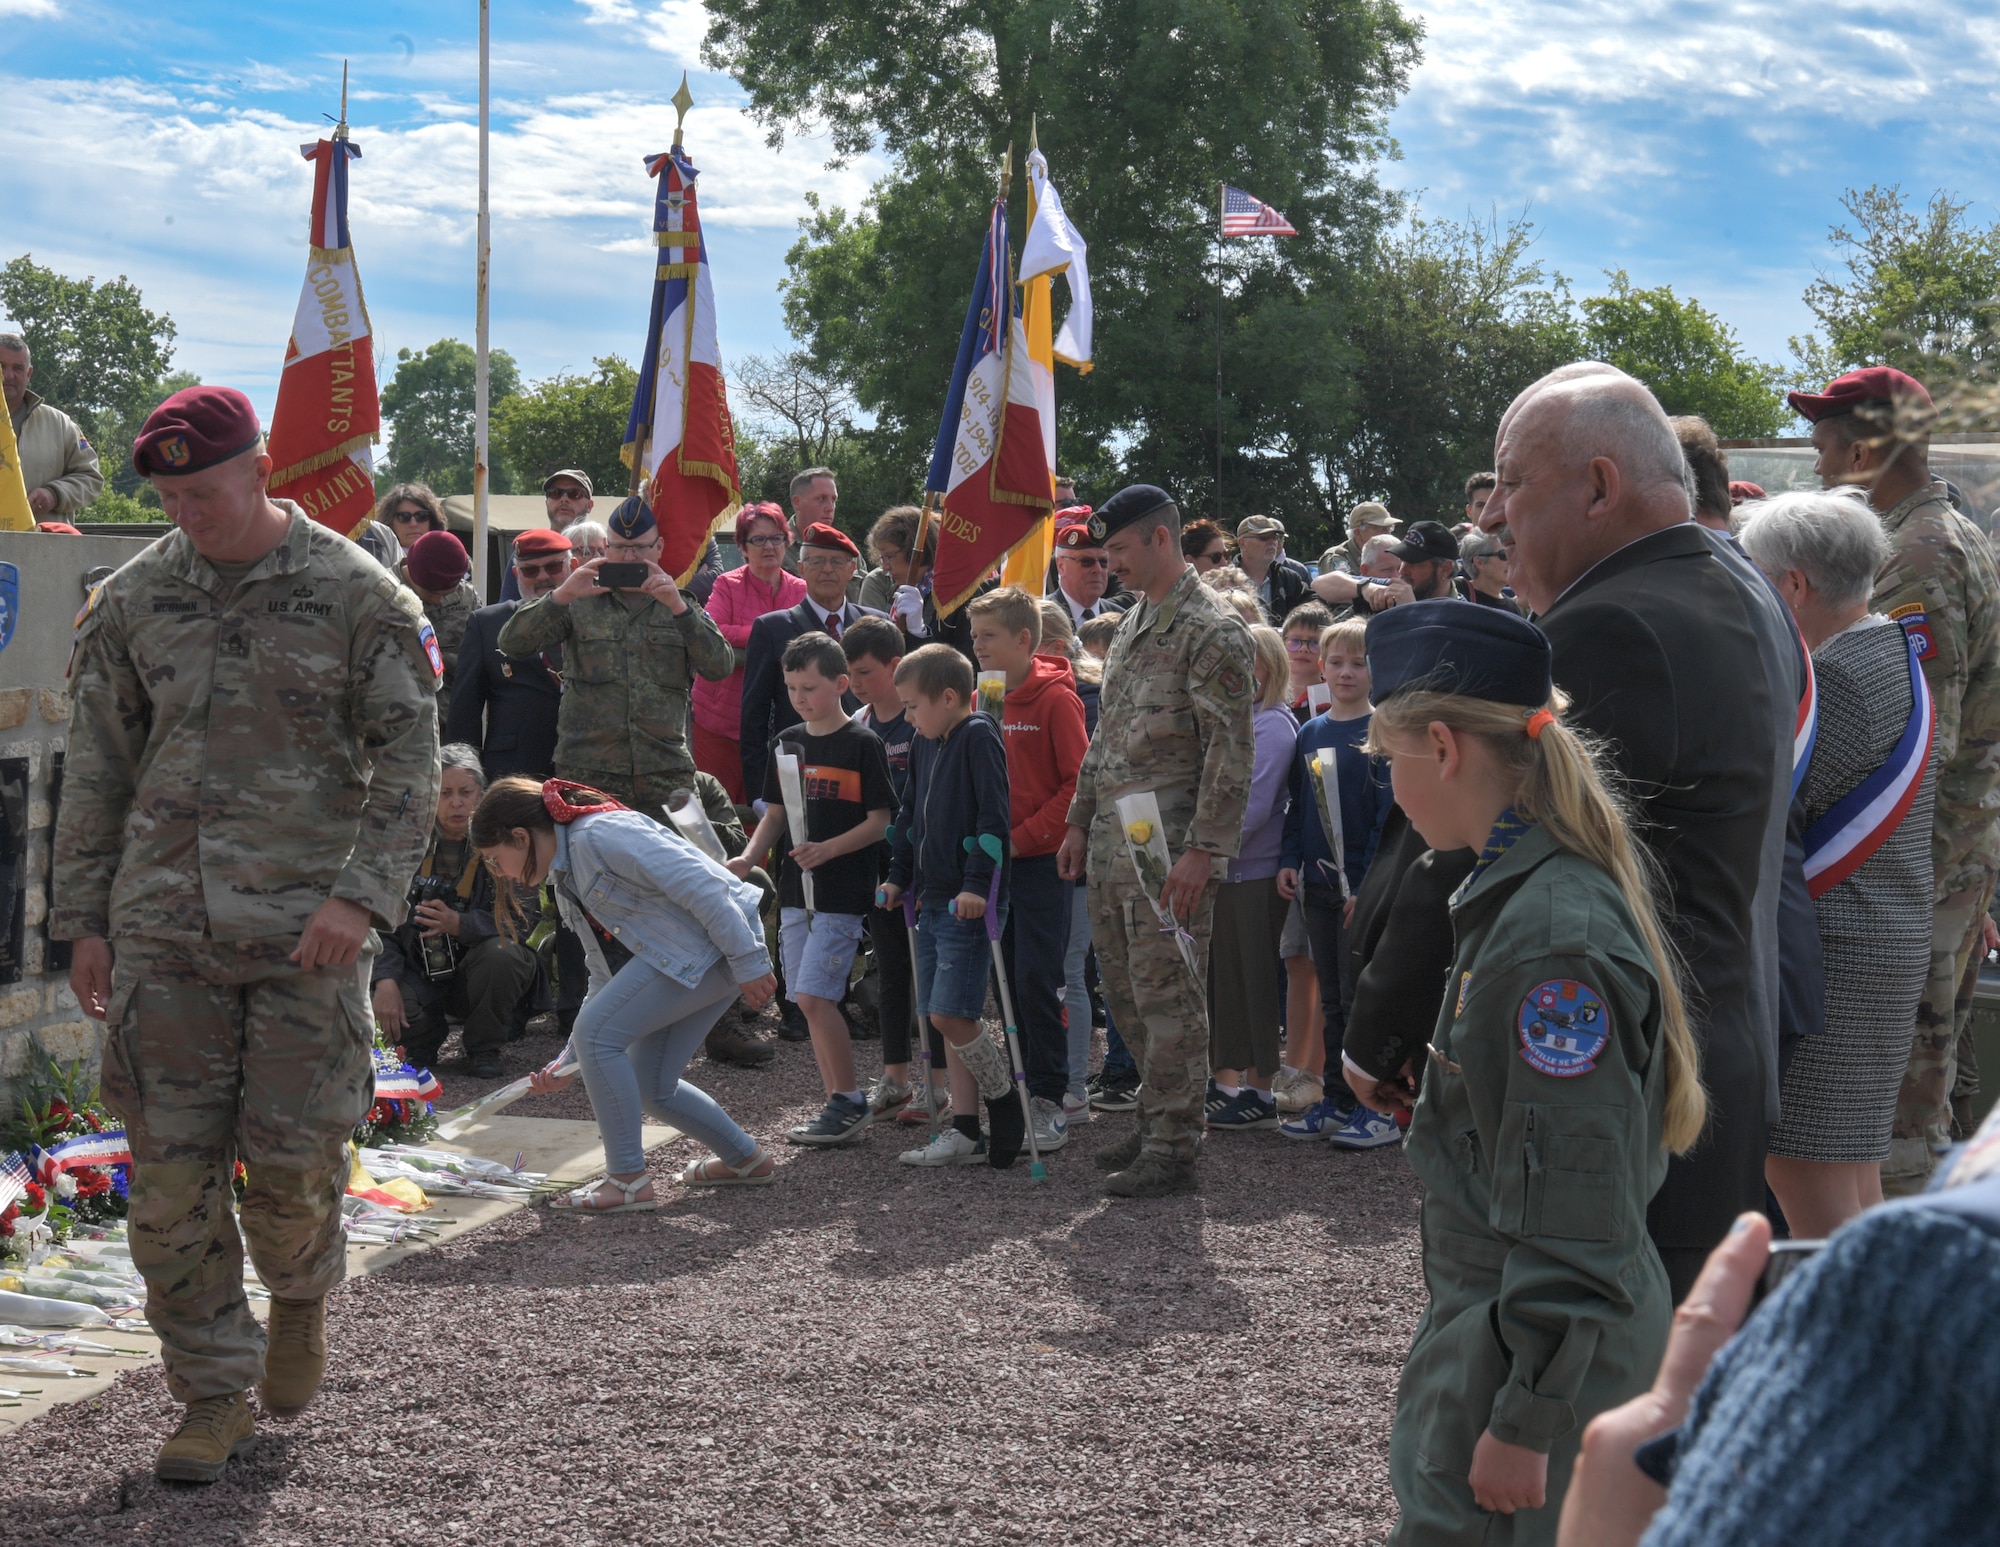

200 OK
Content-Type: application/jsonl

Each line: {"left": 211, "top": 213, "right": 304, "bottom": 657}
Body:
{"left": 574, "top": 0, "right": 713, "bottom": 70}
{"left": 0, "top": 0, "right": 61, "bottom": 16}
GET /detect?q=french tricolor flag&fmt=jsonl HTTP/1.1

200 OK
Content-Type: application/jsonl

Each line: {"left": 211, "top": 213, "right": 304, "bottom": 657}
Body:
{"left": 622, "top": 144, "right": 741, "bottom": 586}
{"left": 267, "top": 136, "right": 382, "bottom": 536}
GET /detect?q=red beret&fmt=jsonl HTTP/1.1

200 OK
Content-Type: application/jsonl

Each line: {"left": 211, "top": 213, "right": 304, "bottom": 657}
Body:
{"left": 133, "top": 385, "right": 262, "bottom": 476}
{"left": 1728, "top": 481, "right": 1766, "bottom": 504}
{"left": 513, "top": 528, "right": 573, "bottom": 558}
{"left": 799, "top": 521, "right": 858, "bottom": 557}
{"left": 406, "top": 530, "right": 471, "bottom": 591}
{"left": 1787, "top": 367, "right": 1933, "bottom": 424}
{"left": 1053, "top": 505, "right": 1099, "bottom": 549}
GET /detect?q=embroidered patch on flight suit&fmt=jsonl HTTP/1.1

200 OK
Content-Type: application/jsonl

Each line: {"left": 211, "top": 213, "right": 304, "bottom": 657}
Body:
{"left": 1215, "top": 664, "right": 1249, "bottom": 701}
{"left": 1888, "top": 601, "right": 1935, "bottom": 660}
{"left": 1455, "top": 971, "right": 1472, "bottom": 1017}
{"left": 1517, "top": 978, "right": 1609, "bottom": 1076}
{"left": 418, "top": 619, "right": 445, "bottom": 683}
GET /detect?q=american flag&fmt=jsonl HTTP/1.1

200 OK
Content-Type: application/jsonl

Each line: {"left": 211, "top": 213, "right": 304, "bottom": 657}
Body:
{"left": 1221, "top": 185, "right": 1298, "bottom": 238}
{"left": 1, "top": 1151, "right": 31, "bottom": 1213}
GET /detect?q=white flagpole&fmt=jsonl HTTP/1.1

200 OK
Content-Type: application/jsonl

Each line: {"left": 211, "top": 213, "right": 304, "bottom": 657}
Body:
{"left": 472, "top": 0, "right": 492, "bottom": 596}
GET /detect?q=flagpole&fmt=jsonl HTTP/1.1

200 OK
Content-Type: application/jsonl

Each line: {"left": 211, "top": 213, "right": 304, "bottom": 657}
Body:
{"left": 1215, "top": 181, "right": 1224, "bottom": 526}
{"left": 472, "top": 0, "right": 492, "bottom": 596}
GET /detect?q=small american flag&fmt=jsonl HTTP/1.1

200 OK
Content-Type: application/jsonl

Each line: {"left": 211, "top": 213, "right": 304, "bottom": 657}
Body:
{"left": 1, "top": 1151, "right": 31, "bottom": 1213}
{"left": 1221, "top": 185, "right": 1298, "bottom": 238}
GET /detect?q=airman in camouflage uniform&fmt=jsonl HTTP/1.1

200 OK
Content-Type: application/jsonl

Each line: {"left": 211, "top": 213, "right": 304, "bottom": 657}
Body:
{"left": 51, "top": 384, "right": 439, "bottom": 1482}
{"left": 496, "top": 496, "right": 732, "bottom": 819}
{"left": 1871, "top": 480, "right": 2000, "bottom": 1190}
{"left": 1060, "top": 485, "right": 1255, "bottom": 1197}
{"left": 404, "top": 568, "right": 479, "bottom": 699}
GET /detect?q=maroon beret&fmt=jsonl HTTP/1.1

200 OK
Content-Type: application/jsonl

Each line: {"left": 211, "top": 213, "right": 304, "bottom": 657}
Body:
{"left": 133, "top": 385, "right": 263, "bottom": 476}
{"left": 799, "top": 521, "right": 858, "bottom": 557}
{"left": 513, "top": 528, "right": 573, "bottom": 558}
{"left": 36, "top": 521, "right": 83, "bottom": 535}
{"left": 1053, "top": 505, "right": 1100, "bottom": 550}
{"left": 406, "top": 530, "right": 471, "bottom": 591}
{"left": 1728, "top": 480, "right": 1766, "bottom": 505}
{"left": 1787, "top": 367, "right": 1933, "bottom": 424}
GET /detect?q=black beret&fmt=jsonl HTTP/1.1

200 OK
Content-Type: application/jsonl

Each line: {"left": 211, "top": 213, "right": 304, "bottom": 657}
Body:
{"left": 1086, "top": 484, "right": 1175, "bottom": 542}
{"left": 1365, "top": 598, "right": 1551, "bottom": 708}
{"left": 607, "top": 496, "right": 657, "bottom": 540}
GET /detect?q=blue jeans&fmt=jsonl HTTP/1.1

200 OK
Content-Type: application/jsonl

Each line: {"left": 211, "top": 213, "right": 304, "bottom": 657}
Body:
{"left": 915, "top": 905, "right": 999, "bottom": 1022}
{"left": 572, "top": 956, "right": 753, "bottom": 1174}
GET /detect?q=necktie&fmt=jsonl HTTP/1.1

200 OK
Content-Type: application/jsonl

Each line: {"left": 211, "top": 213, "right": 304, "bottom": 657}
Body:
{"left": 1081, "top": 606, "right": 1095, "bottom": 622}
{"left": 824, "top": 609, "right": 842, "bottom": 639}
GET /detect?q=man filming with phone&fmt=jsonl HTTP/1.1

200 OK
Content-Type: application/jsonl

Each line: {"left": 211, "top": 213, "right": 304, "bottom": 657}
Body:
{"left": 496, "top": 495, "right": 733, "bottom": 815}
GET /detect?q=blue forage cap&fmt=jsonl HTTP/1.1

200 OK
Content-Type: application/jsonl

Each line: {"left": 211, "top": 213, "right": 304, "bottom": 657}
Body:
{"left": 1086, "top": 483, "right": 1176, "bottom": 542}
{"left": 1365, "top": 598, "right": 1552, "bottom": 708}
{"left": 607, "top": 496, "right": 657, "bottom": 541}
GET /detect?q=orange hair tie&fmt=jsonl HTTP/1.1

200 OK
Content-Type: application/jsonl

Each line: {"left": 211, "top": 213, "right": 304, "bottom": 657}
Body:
{"left": 1524, "top": 708, "right": 1555, "bottom": 740}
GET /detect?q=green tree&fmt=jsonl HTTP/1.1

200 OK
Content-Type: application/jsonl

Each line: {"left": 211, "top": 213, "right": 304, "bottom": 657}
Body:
{"left": 492, "top": 356, "right": 638, "bottom": 498}
{"left": 726, "top": 0, "right": 1424, "bottom": 519}
{"left": 1, "top": 254, "right": 181, "bottom": 498}
{"left": 1329, "top": 214, "right": 1581, "bottom": 538}
{"left": 380, "top": 339, "right": 519, "bottom": 494}
{"left": 1582, "top": 271, "right": 1789, "bottom": 438}
{"left": 1793, "top": 185, "right": 2000, "bottom": 393}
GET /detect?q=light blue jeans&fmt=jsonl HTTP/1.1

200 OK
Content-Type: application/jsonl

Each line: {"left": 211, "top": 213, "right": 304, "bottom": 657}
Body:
{"left": 1062, "top": 883, "right": 1092, "bottom": 1102}
{"left": 572, "top": 955, "right": 753, "bottom": 1175}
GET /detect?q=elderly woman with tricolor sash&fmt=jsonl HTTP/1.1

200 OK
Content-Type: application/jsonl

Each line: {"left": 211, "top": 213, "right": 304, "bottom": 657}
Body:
{"left": 1741, "top": 489, "right": 1939, "bottom": 1236}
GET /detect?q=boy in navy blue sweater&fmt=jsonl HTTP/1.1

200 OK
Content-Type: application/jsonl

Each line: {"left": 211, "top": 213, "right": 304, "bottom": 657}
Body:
{"left": 1277, "top": 617, "right": 1393, "bottom": 1145}
{"left": 880, "top": 644, "right": 1024, "bottom": 1168}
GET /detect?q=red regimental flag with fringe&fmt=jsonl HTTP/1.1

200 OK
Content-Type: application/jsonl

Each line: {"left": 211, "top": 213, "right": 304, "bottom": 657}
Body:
{"left": 267, "top": 138, "right": 381, "bottom": 536}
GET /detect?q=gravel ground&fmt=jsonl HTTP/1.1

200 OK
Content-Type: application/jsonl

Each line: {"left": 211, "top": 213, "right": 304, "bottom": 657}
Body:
{"left": 0, "top": 1006, "right": 1422, "bottom": 1546}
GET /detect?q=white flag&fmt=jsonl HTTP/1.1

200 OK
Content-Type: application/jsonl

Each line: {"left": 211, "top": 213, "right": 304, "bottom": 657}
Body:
{"left": 1020, "top": 149, "right": 1092, "bottom": 371}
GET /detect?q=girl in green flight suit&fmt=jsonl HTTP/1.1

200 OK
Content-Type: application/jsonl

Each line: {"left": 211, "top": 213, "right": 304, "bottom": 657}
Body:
{"left": 1359, "top": 600, "right": 1707, "bottom": 1547}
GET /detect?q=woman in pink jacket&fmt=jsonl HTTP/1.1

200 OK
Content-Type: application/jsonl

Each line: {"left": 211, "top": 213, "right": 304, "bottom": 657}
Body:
{"left": 692, "top": 502, "right": 805, "bottom": 801}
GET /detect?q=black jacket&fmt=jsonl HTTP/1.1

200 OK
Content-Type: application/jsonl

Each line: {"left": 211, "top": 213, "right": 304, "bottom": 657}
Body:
{"left": 1537, "top": 522, "right": 1788, "bottom": 1255}
{"left": 886, "top": 711, "right": 1010, "bottom": 911}
{"left": 739, "top": 598, "right": 885, "bottom": 799}
{"left": 1257, "top": 558, "right": 1311, "bottom": 623}
{"left": 444, "top": 600, "right": 562, "bottom": 781}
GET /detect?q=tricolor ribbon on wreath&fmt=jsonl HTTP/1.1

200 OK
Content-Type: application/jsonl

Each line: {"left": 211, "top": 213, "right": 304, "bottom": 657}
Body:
{"left": 1801, "top": 629, "right": 1933, "bottom": 898}
{"left": 28, "top": 1129, "right": 134, "bottom": 1185}
{"left": 373, "top": 1062, "right": 443, "bottom": 1105}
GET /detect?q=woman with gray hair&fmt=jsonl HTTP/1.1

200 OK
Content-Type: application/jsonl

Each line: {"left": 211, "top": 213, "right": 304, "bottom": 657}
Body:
{"left": 1740, "top": 489, "right": 1937, "bottom": 1234}
{"left": 565, "top": 519, "right": 609, "bottom": 563}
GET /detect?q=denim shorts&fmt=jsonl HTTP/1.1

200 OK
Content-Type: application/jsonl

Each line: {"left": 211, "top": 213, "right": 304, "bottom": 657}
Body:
{"left": 914, "top": 905, "right": 998, "bottom": 1022}
{"left": 779, "top": 908, "right": 866, "bottom": 1003}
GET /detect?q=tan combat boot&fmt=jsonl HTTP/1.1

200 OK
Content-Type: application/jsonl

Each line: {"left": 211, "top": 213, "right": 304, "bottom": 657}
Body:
{"left": 155, "top": 1392, "right": 257, "bottom": 1483}
{"left": 1092, "top": 1128, "right": 1144, "bottom": 1173}
{"left": 260, "top": 1294, "right": 328, "bottom": 1417}
{"left": 1104, "top": 1152, "right": 1198, "bottom": 1198}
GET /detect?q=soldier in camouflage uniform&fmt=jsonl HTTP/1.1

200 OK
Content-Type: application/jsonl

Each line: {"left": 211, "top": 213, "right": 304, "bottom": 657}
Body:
{"left": 1796, "top": 368, "right": 2000, "bottom": 1193}
{"left": 50, "top": 387, "right": 440, "bottom": 1483}
{"left": 399, "top": 528, "right": 481, "bottom": 700}
{"left": 1059, "top": 484, "right": 1256, "bottom": 1197}
{"left": 496, "top": 496, "right": 733, "bottom": 819}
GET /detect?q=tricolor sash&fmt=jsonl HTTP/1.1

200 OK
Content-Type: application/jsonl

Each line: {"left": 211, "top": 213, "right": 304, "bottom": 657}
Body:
{"left": 1802, "top": 630, "right": 1933, "bottom": 898}
{"left": 1791, "top": 624, "right": 1817, "bottom": 797}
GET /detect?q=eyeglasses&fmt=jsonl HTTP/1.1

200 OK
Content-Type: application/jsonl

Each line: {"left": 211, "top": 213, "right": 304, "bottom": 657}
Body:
{"left": 1284, "top": 638, "right": 1319, "bottom": 654}
{"left": 1060, "top": 554, "right": 1110, "bottom": 569}
{"left": 546, "top": 487, "right": 589, "bottom": 501}
{"left": 742, "top": 533, "right": 788, "bottom": 549}
{"left": 516, "top": 559, "right": 569, "bottom": 578}
{"left": 606, "top": 543, "right": 659, "bottom": 560}
{"left": 800, "top": 554, "right": 855, "bottom": 573}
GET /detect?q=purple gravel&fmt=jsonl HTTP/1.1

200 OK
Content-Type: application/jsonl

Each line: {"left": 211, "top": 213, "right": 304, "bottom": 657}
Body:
{"left": 0, "top": 1011, "right": 1421, "bottom": 1546}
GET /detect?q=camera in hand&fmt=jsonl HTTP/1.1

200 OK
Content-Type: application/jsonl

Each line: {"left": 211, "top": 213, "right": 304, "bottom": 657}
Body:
{"left": 406, "top": 873, "right": 463, "bottom": 981}
{"left": 596, "top": 561, "right": 650, "bottom": 591}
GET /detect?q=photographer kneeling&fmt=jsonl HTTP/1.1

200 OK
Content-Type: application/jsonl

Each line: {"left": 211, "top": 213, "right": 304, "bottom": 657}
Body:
{"left": 373, "top": 743, "right": 541, "bottom": 1078}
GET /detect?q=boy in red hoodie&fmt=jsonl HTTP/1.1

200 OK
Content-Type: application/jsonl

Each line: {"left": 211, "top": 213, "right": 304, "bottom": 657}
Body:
{"left": 969, "top": 585, "right": 1090, "bottom": 1154}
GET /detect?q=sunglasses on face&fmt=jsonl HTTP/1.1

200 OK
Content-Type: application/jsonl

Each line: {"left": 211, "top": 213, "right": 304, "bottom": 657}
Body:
{"left": 1061, "top": 554, "right": 1110, "bottom": 569}
{"left": 1199, "top": 548, "right": 1228, "bottom": 564}
{"left": 390, "top": 509, "right": 428, "bottom": 523}
{"left": 547, "top": 487, "right": 589, "bottom": 502}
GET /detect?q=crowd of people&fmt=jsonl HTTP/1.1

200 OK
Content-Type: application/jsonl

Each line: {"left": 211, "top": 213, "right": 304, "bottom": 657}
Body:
{"left": 35, "top": 355, "right": 2000, "bottom": 1542}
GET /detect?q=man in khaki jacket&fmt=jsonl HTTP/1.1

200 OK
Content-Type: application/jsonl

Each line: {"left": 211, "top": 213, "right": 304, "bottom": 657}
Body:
{"left": 1, "top": 332, "right": 104, "bottom": 516}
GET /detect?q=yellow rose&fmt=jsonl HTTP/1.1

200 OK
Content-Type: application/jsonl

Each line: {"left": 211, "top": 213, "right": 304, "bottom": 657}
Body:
{"left": 1125, "top": 820, "right": 1152, "bottom": 844}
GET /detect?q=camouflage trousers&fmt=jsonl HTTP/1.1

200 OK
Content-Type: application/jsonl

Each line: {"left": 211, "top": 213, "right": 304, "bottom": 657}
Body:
{"left": 99, "top": 935, "right": 376, "bottom": 1401}
{"left": 1884, "top": 860, "right": 1998, "bottom": 1194}
{"left": 1087, "top": 823, "right": 1216, "bottom": 1165}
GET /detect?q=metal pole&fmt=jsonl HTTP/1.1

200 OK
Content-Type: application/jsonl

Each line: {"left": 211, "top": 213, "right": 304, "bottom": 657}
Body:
{"left": 1215, "top": 182, "right": 1223, "bottom": 526}
{"left": 472, "top": 0, "right": 492, "bottom": 597}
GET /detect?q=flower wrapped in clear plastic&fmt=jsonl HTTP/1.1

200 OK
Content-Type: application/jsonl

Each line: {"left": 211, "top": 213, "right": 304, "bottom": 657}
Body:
{"left": 1306, "top": 748, "right": 1351, "bottom": 900}
{"left": 1114, "top": 790, "right": 1201, "bottom": 979}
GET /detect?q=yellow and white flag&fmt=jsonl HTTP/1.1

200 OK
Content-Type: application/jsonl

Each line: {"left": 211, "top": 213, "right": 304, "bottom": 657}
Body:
{"left": 1003, "top": 146, "right": 1092, "bottom": 592}
{"left": 0, "top": 407, "right": 34, "bottom": 531}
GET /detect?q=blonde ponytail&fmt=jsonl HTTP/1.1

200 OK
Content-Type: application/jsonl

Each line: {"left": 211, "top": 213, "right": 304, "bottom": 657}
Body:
{"left": 1369, "top": 690, "right": 1708, "bottom": 1154}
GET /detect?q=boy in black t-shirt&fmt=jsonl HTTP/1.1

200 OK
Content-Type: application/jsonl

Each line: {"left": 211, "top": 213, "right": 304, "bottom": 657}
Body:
{"left": 731, "top": 633, "right": 896, "bottom": 1146}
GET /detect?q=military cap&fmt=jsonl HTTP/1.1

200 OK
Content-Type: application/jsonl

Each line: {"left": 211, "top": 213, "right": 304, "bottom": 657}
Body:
{"left": 133, "top": 385, "right": 262, "bottom": 476}
{"left": 1366, "top": 598, "right": 1551, "bottom": 709}
{"left": 1086, "top": 484, "right": 1175, "bottom": 542}
{"left": 1388, "top": 520, "right": 1460, "bottom": 564}
{"left": 406, "top": 529, "right": 471, "bottom": 590}
{"left": 1053, "top": 506, "right": 1100, "bottom": 550}
{"left": 1729, "top": 481, "right": 1766, "bottom": 505}
{"left": 513, "top": 527, "right": 573, "bottom": 557}
{"left": 542, "top": 467, "right": 594, "bottom": 495}
{"left": 1236, "top": 514, "right": 1285, "bottom": 540}
{"left": 800, "top": 521, "right": 859, "bottom": 557}
{"left": 1348, "top": 501, "right": 1400, "bottom": 532}
{"left": 606, "top": 497, "right": 657, "bottom": 540}
{"left": 1788, "top": 367, "right": 1934, "bottom": 424}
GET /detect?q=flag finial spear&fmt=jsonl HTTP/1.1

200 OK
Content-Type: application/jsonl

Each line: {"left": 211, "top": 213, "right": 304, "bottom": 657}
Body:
{"left": 999, "top": 141, "right": 1013, "bottom": 202}
{"left": 1029, "top": 114, "right": 1038, "bottom": 153}
{"left": 333, "top": 59, "right": 351, "bottom": 142}
{"left": 671, "top": 72, "right": 694, "bottom": 149}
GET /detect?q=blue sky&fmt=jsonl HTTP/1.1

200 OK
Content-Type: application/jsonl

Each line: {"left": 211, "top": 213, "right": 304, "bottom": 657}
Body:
{"left": 4, "top": 0, "right": 1998, "bottom": 434}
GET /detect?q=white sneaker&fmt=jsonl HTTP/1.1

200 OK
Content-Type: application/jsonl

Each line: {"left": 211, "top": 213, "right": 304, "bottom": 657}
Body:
{"left": 1275, "top": 1068, "right": 1324, "bottom": 1115}
{"left": 1062, "top": 1091, "right": 1092, "bottom": 1126}
{"left": 898, "top": 1128, "right": 985, "bottom": 1167}
{"left": 1029, "top": 1095, "right": 1070, "bottom": 1153}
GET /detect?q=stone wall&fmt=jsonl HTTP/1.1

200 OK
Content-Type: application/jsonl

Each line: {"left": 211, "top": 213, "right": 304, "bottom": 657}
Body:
{"left": 0, "top": 529, "right": 157, "bottom": 1111}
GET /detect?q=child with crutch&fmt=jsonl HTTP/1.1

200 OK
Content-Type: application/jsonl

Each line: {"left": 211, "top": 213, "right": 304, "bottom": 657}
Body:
{"left": 1363, "top": 601, "right": 1706, "bottom": 1543}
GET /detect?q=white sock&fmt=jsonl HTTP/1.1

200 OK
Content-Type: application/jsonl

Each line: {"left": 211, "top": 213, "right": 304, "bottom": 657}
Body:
{"left": 1215, "top": 1081, "right": 1241, "bottom": 1098}
{"left": 840, "top": 1089, "right": 865, "bottom": 1105}
{"left": 1253, "top": 1087, "right": 1275, "bottom": 1104}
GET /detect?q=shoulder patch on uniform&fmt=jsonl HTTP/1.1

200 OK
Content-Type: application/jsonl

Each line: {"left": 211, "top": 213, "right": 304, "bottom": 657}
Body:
{"left": 1517, "top": 978, "right": 1610, "bottom": 1076}
{"left": 1888, "top": 601, "right": 1935, "bottom": 659}
{"left": 417, "top": 619, "right": 445, "bottom": 683}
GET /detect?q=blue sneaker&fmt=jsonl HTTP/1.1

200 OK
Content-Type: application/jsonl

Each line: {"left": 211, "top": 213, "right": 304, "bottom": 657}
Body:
{"left": 1280, "top": 1093, "right": 1358, "bottom": 1141}
{"left": 787, "top": 1092, "right": 874, "bottom": 1147}
{"left": 1206, "top": 1088, "right": 1280, "bottom": 1131}
{"left": 1327, "top": 1105, "right": 1403, "bottom": 1150}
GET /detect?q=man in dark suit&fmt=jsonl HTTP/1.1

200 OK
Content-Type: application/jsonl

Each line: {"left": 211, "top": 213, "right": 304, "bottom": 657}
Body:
{"left": 739, "top": 522, "right": 886, "bottom": 803}
{"left": 1482, "top": 363, "right": 1794, "bottom": 1302}
{"left": 444, "top": 527, "right": 572, "bottom": 780}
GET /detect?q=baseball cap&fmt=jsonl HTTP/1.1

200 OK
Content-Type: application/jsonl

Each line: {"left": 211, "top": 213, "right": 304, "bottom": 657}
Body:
{"left": 1388, "top": 520, "right": 1460, "bottom": 564}
{"left": 542, "top": 468, "right": 594, "bottom": 496}
{"left": 1236, "top": 514, "right": 1285, "bottom": 540}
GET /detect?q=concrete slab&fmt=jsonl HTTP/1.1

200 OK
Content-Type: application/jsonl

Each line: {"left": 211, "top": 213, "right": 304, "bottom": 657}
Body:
{"left": 0, "top": 1115, "right": 677, "bottom": 1432}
